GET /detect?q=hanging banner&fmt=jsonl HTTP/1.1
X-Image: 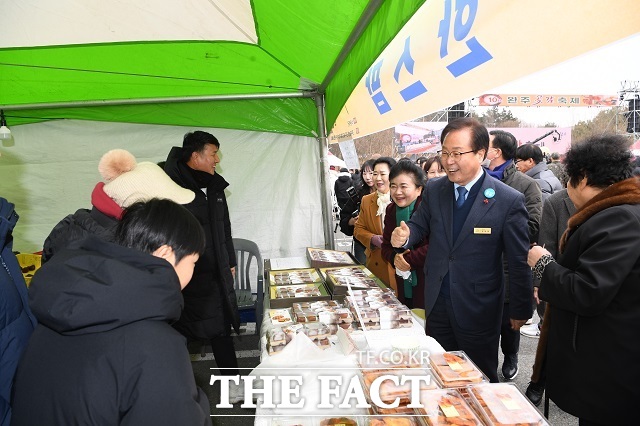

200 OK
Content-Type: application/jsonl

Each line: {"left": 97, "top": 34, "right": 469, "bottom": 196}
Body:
{"left": 395, "top": 122, "right": 447, "bottom": 155}
{"left": 330, "top": 0, "right": 640, "bottom": 143}
{"left": 478, "top": 94, "right": 618, "bottom": 107}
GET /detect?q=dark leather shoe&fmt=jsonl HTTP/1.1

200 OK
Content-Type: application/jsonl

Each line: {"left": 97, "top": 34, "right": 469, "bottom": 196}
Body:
{"left": 525, "top": 381, "right": 545, "bottom": 406}
{"left": 501, "top": 354, "right": 518, "bottom": 380}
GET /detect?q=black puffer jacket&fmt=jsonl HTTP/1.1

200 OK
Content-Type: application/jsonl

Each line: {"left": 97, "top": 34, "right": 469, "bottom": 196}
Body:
{"left": 42, "top": 208, "right": 117, "bottom": 263}
{"left": 164, "top": 147, "right": 240, "bottom": 338}
{"left": 11, "top": 237, "right": 211, "bottom": 426}
{"left": 1, "top": 198, "right": 36, "bottom": 426}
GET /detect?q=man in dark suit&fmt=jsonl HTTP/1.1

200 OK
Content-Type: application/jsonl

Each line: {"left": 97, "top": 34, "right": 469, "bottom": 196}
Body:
{"left": 391, "top": 118, "right": 532, "bottom": 382}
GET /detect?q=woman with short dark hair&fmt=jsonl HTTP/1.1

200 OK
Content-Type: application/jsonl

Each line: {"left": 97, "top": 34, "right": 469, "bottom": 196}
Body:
{"left": 12, "top": 199, "right": 211, "bottom": 426}
{"left": 381, "top": 160, "right": 428, "bottom": 308}
{"left": 528, "top": 134, "right": 640, "bottom": 425}
{"left": 422, "top": 155, "right": 446, "bottom": 181}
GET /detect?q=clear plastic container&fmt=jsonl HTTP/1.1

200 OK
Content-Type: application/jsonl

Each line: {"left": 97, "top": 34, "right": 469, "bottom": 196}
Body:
{"left": 367, "top": 416, "right": 417, "bottom": 426}
{"left": 361, "top": 368, "right": 439, "bottom": 404}
{"left": 429, "top": 351, "right": 487, "bottom": 388}
{"left": 413, "top": 388, "right": 483, "bottom": 425}
{"left": 466, "top": 383, "right": 549, "bottom": 426}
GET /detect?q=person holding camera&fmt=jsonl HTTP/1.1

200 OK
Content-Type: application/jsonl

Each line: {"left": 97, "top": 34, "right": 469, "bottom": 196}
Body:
{"left": 339, "top": 159, "right": 375, "bottom": 264}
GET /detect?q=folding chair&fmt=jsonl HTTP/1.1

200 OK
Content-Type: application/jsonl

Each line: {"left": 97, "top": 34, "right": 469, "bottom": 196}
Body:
{"left": 232, "top": 238, "right": 263, "bottom": 335}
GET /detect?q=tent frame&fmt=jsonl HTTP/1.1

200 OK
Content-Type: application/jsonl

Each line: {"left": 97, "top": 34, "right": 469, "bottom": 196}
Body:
{"left": 1, "top": 0, "right": 388, "bottom": 250}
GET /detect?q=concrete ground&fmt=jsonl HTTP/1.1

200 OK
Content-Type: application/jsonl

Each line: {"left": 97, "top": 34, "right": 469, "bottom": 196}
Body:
{"left": 191, "top": 230, "right": 579, "bottom": 425}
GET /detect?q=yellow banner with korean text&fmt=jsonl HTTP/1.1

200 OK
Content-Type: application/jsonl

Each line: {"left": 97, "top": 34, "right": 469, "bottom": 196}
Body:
{"left": 478, "top": 94, "right": 618, "bottom": 107}
{"left": 329, "top": 0, "right": 640, "bottom": 143}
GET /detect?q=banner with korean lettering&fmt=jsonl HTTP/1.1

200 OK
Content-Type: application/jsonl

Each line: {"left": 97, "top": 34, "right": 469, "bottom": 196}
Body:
{"left": 329, "top": 0, "right": 639, "bottom": 143}
{"left": 478, "top": 94, "right": 618, "bottom": 107}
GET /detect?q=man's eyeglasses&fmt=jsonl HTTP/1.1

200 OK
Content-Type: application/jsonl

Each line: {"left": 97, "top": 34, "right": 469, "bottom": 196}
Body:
{"left": 514, "top": 159, "right": 523, "bottom": 164}
{"left": 439, "top": 150, "right": 475, "bottom": 161}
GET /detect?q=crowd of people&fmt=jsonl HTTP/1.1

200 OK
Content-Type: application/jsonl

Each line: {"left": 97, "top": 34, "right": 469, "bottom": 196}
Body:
{"left": 2, "top": 131, "right": 241, "bottom": 425}
{"left": 2, "top": 121, "right": 640, "bottom": 425}
{"left": 338, "top": 118, "right": 640, "bottom": 425}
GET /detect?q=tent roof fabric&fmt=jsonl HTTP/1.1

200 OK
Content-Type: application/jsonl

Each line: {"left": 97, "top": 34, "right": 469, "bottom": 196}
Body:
{"left": 0, "top": 0, "right": 426, "bottom": 136}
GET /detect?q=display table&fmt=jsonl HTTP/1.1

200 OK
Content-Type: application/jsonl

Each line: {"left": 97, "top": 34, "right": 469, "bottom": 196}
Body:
{"left": 253, "top": 256, "right": 444, "bottom": 424}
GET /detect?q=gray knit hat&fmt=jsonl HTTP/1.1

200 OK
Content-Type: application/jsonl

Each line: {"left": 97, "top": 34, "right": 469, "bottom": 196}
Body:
{"left": 99, "top": 149, "right": 194, "bottom": 207}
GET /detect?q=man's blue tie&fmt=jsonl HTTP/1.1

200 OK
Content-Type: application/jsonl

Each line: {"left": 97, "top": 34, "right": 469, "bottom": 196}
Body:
{"left": 456, "top": 186, "right": 468, "bottom": 208}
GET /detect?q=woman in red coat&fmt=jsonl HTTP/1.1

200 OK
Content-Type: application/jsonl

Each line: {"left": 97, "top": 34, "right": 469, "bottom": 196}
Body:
{"left": 381, "top": 160, "right": 429, "bottom": 308}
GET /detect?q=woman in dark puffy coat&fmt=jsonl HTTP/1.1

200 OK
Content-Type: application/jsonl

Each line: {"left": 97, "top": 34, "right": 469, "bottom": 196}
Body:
{"left": 0, "top": 198, "right": 36, "bottom": 426}
{"left": 11, "top": 199, "right": 211, "bottom": 426}
{"left": 528, "top": 135, "right": 640, "bottom": 425}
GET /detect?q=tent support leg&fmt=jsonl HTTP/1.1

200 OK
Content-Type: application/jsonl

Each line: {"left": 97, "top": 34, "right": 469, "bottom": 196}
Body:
{"left": 314, "top": 94, "right": 335, "bottom": 250}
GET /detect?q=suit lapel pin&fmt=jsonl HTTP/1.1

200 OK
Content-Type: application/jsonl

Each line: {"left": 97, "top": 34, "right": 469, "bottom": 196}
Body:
{"left": 483, "top": 188, "right": 495, "bottom": 204}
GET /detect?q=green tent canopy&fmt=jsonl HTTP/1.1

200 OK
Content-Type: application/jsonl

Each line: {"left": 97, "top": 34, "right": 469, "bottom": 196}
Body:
{"left": 0, "top": 0, "right": 426, "bottom": 136}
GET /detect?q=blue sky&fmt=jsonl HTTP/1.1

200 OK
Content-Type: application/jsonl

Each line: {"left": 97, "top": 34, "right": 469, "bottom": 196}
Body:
{"left": 474, "top": 33, "right": 640, "bottom": 127}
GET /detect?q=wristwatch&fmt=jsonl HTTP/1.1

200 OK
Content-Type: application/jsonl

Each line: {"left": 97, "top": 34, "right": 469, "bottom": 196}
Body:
{"left": 533, "top": 254, "right": 555, "bottom": 280}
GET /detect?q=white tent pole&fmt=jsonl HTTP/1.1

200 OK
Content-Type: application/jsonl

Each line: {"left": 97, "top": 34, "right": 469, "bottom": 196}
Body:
{"left": 0, "top": 91, "right": 312, "bottom": 110}
{"left": 314, "top": 94, "right": 336, "bottom": 250}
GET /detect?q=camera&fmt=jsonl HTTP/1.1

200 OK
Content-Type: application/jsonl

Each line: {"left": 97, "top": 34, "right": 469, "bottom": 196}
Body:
{"left": 346, "top": 186, "right": 360, "bottom": 217}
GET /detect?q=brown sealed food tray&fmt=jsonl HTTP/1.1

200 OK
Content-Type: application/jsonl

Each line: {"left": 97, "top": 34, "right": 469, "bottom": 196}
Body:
{"left": 368, "top": 416, "right": 417, "bottom": 426}
{"left": 268, "top": 282, "right": 331, "bottom": 309}
{"left": 361, "top": 368, "right": 439, "bottom": 405}
{"left": 467, "top": 383, "right": 549, "bottom": 426}
{"left": 307, "top": 247, "right": 357, "bottom": 268}
{"left": 267, "top": 308, "right": 294, "bottom": 326}
{"left": 320, "top": 265, "right": 384, "bottom": 295}
{"left": 414, "top": 388, "right": 484, "bottom": 425}
{"left": 319, "top": 417, "right": 359, "bottom": 426}
{"left": 269, "top": 268, "right": 323, "bottom": 286}
{"left": 429, "top": 351, "right": 487, "bottom": 388}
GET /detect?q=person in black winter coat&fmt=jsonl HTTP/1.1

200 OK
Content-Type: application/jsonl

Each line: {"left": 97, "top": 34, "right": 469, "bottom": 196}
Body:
{"left": 42, "top": 149, "right": 195, "bottom": 263}
{"left": 11, "top": 199, "right": 211, "bottom": 426}
{"left": 515, "top": 144, "right": 562, "bottom": 200}
{"left": 334, "top": 167, "right": 353, "bottom": 210}
{"left": 0, "top": 198, "right": 36, "bottom": 426}
{"left": 339, "top": 160, "right": 376, "bottom": 264}
{"left": 164, "top": 131, "right": 242, "bottom": 398}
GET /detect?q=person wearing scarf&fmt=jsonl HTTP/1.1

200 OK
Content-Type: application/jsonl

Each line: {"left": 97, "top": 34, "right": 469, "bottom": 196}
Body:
{"left": 527, "top": 134, "right": 640, "bottom": 425}
{"left": 354, "top": 157, "right": 397, "bottom": 288}
{"left": 381, "top": 160, "right": 428, "bottom": 308}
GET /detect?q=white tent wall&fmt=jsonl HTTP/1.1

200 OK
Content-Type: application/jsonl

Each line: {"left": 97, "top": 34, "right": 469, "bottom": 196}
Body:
{"left": 0, "top": 120, "right": 325, "bottom": 260}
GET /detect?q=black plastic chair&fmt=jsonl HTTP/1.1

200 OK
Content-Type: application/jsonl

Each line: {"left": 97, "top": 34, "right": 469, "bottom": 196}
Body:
{"left": 232, "top": 238, "right": 263, "bottom": 335}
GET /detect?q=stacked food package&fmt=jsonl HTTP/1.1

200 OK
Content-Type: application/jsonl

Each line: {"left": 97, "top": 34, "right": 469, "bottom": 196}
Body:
{"left": 414, "top": 388, "right": 484, "bottom": 425}
{"left": 265, "top": 300, "right": 355, "bottom": 354}
{"left": 306, "top": 248, "right": 357, "bottom": 268}
{"left": 268, "top": 268, "right": 331, "bottom": 308}
{"left": 346, "top": 289, "right": 413, "bottom": 331}
{"left": 428, "top": 352, "right": 486, "bottom": 388}
{"left": 319, "top": 265, "right": 385, "bottom": 299}
{"left": 466, "top": 383, "right": 549, "bottom": 426}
